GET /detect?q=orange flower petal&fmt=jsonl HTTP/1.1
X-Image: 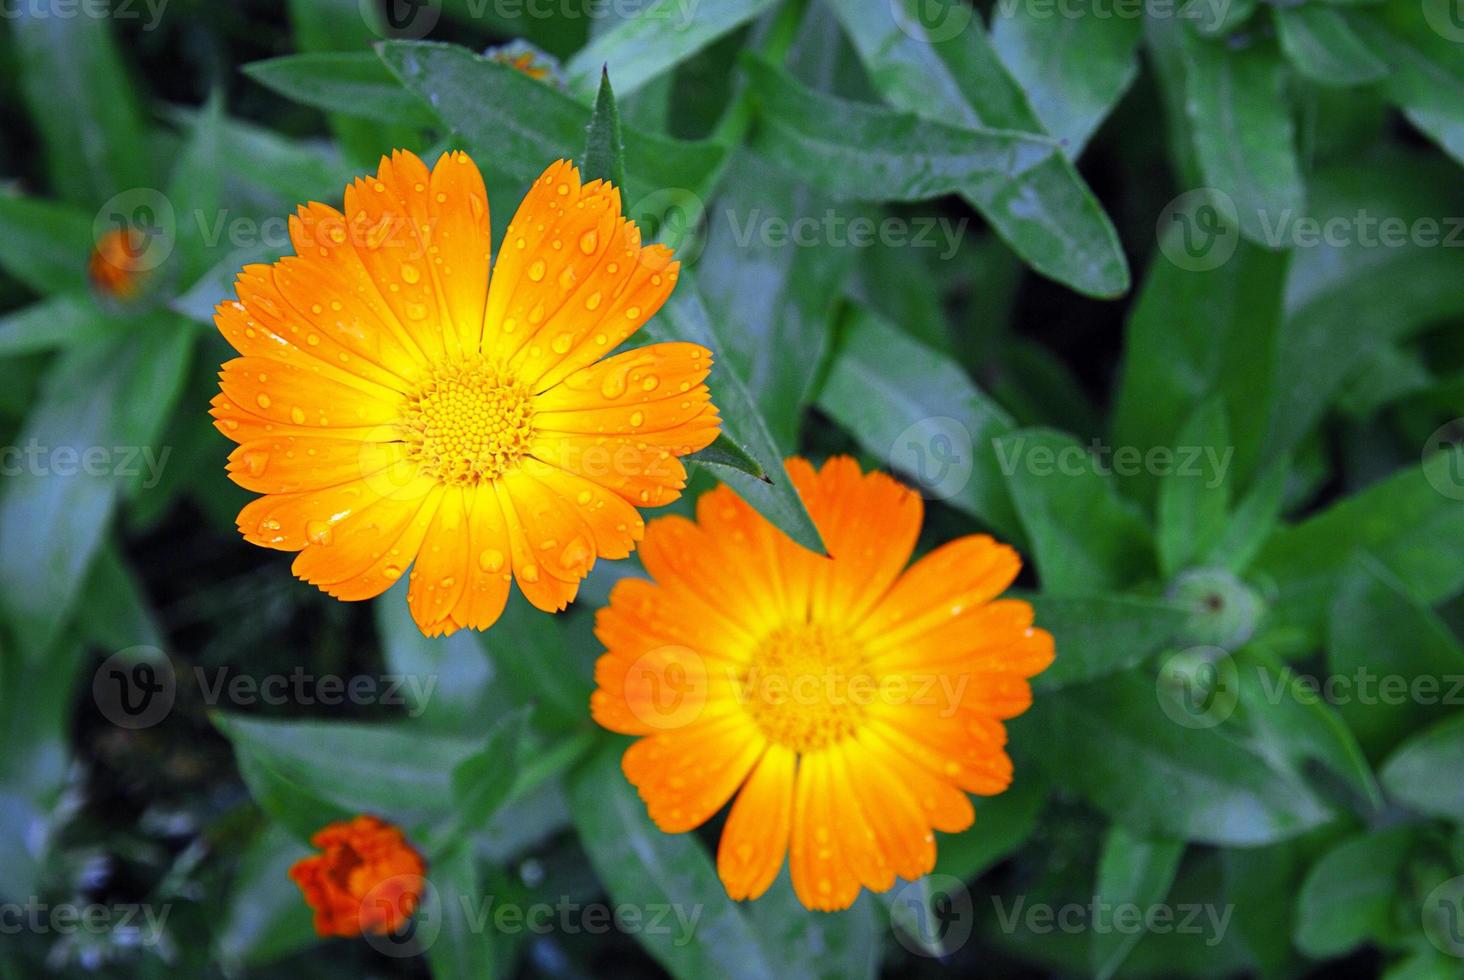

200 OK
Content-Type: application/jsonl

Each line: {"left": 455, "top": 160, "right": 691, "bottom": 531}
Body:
{"left": 789, "top": 752, "right": 863, "bottom": 912}
{"left": 218, "top": 356, "right": 403, "bottom": 430}
{"left": 623, "top": 718, "right": 766, "bottom": 833}
{"left": 407, "top": 486, "right": 472, "bottom": 636}
{"left": 291, "top": 478, "right": 441, "bottom": 601}
{"left": 717, "top": 744, "right": 796, "bottom": 902}
{"left": 226, "top": 437, "right": 409, "bottom": 495}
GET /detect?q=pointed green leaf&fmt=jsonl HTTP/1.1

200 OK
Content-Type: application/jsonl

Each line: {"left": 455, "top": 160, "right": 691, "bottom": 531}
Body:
{"left": 742, "top": 55, "right": 1129, "bottom": 298}
{"left": 243, "top": 53, "right": 436, "bottom": 126}
{"left": 1090, "top": 828, "right": 1184, "bottom": 980}
{"left": 583, "top": 69, "right": 627, "bottom": 190}
{"left": 653, "top": 272, "right": 825, "bottom": 554}
{"left": 817, "top": 307, "right": 1022, "bottom": 541}
{"left": 1182, "top": 37, "right": 1305, "bottom": 247}
{"left": 991, "top": 0, "right": 1143, "bottom": 157}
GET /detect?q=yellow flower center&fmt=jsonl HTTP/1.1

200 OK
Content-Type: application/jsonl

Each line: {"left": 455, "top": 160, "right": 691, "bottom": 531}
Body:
{"left": 741, "top": 622, "right": 872, "bottom": 753}
{"left": 402, "top": 359, "right": 535, "bottom": 485}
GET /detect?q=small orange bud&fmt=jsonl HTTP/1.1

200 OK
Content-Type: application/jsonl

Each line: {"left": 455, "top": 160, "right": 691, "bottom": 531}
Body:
{"left": 288, "top": 815, "right": 426, "bottom": 938}
{"left": 87, "top": 227, "right": 152, "bottom": 300}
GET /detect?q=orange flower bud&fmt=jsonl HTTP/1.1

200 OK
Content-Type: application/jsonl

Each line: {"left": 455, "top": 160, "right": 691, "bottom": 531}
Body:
{"left": 288, "top": 815, "right": 426, "bottom": 938}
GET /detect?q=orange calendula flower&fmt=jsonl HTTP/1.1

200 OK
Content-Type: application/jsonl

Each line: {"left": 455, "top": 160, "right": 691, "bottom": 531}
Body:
{"left": 211, "top": 151, "right": 719, "bottom": 636}
{"left": 289, "top": 815, "right": 426, "bottom": 938}
{"left": 88, "top": 226, "right": 152, "bottom": 300}
{"left": 590, "top": 456, "right": 1054, "bottom": 912}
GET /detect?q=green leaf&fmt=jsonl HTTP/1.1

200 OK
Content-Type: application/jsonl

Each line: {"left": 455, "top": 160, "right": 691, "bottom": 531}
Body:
{"left": 380, "top": 41, "right": 726, "bottom": 202}
{"left": 0, "top": 194, "right": 94, "bottom": 296}
{"left": 698, "top": 151, "right": 855, "bottom": 449}
{"left": 1328, "top": 558, "right": 1464, "bottom": 760}
{"left": 1275, "top": 6, "right": 1390, "bottom": 86}
{"left": 215, "top": 714, "right": 479, "bottom": 839}
{"left": 0, "top": 323, "right": 191, "bottom": 654}
{"left": 243, "top": 53, "right": 436, "bottom": 126}
{"left": 747, "top": 873, "right": 879, "bottom": 980}
{"left": 817, "top": 307, "right": 1022, "bottom": 541}
{"left": 568, "top": 742, "right": 776, "bottom": 979}
{"left": 10, "top": 6, "right": 148, "bottom": 204}
{"left": 583, "top": 69, "right": 627, "bottom": 190}
{"left": 1090, "top": 827, "right": 1184, "bottom": 980}
{"left": 0, "top": 294, "right": 108, "bottom": 357}
{"left": 477, "top": 593, "right": 592, "bottom": 734}
{"left": 1382, "top": 713, "right": 1464, "bottom": 821}
{"left": 1182, "top": 37, "right": 1306, "bottom": 247}
{"left": 1157, "top": 399, "right": 1232, "bottom": 577}
{"left": 1202, "top": 455, "right": 1290, "bottom": 573}
{"left": 167, "top": 93, "right": 226, "bottom": 283}
{"left": 1028, "top": 593, "right": 1189, "bottom": 690}
{"left": 1260, "top": 156, "right": 1464, "bottom": 469}
{"left": 1231, "top": 646, "right": 1382, "bottom": 813}
{"left": 1112, "top": 241, "right": 1289, "bottom": 501}
{"left": 991, "top": 0, "right": 1143, "bottom": 157}
{"left": 1354, "top": 7, "right": 1464, "bottom": 166}
{"left": 1021, "top": 671, "right": 1334, "bottom": 846}
{"left": 934, "top": 770, "right": 1045, "bottom": 882}
{"left": 996, "top": 429, "right": 1155, "bottom": 594}
{"left": 564, "top": 0, "right": 781, "bottom": 100}
{"left": 287, "top": 0, "right": 420, "bottom": 163}
{"left": 375, "top": 582, "right": 498, "bottom": 734}
{"left": 823, "top": 0, "right": 1043, "bottom": 133}
{"left": 425, "top": 844, "right": 497, "bottom": 980}
{"left": 79, "top": 543, "right": 163, "bottom": 652}
{"left": 742, "top": 55, "right": 1129, "bottom": 298}
{"left": 688, "top": 433, "right": 766, "bottom": 481}
{"left": 1294, "top": 827, "right": 1415, "bottom": 957}
{"left": 654, "top": 273, "right": 826, "bottom": 554}
{"left": 215, "top": 823, "right": 317, "bottom": 970}
{"left": 1254, "top": 449, "right": 1464, "bottom": 640}
{"left": 451, "top": 709, "right": 531, "bottom": 836}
